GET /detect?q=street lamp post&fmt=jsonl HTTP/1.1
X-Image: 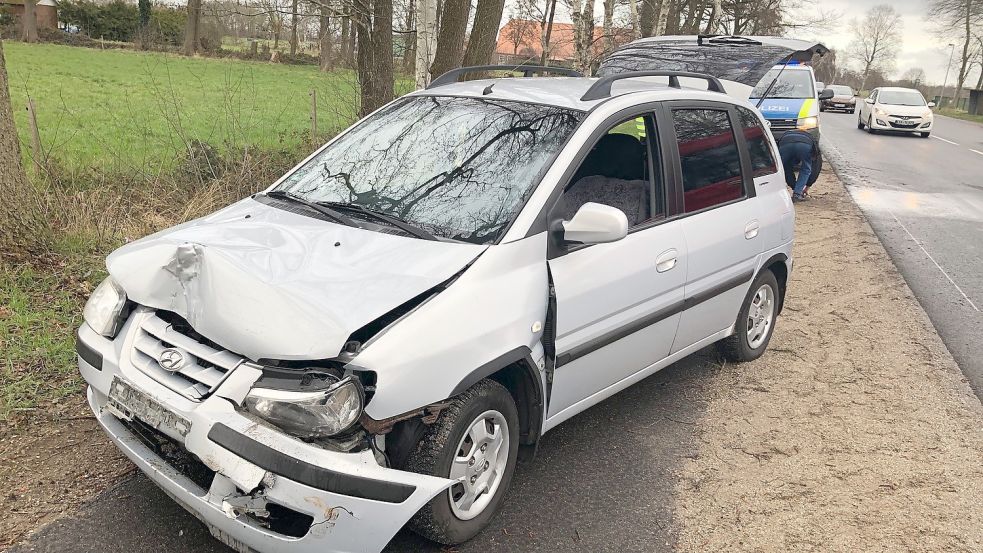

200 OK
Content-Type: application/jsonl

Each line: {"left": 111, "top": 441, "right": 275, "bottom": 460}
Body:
{"left": 939, "top": 43, "right": 955, "bottom": 108}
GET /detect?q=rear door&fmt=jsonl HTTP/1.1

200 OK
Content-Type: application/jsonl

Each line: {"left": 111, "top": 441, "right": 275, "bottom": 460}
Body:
{"left": 660, "top": 102, "right": 763, "bottom": 353}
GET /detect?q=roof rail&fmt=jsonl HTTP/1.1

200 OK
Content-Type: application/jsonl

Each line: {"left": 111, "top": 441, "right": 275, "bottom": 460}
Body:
{"left": 427, "top": 65, "right": 585, "bottom": 89}
{"left": 696, "top": 34, "right": 763, "bottom": 46}
{"left": 580, "top": 70, "right": 726, "bottom": 101}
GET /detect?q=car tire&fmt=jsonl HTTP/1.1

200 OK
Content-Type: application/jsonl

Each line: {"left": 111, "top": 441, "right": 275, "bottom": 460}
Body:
{"left": 405, "top": 379, "right": 519, "bottom": 545}
{"left": 866, "top": 115, "right": 876, "bottom": 134}
{"left": 718, "top": 269, "right": 780, "bottom": 363}
{"left": 920, "top": 132, "right": 931, "bottom": 138}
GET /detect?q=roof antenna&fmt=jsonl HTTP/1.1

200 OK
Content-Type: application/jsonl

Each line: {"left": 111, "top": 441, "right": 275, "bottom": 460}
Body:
{"left": 482, "top": 83, "right": 495, "bottom": 95}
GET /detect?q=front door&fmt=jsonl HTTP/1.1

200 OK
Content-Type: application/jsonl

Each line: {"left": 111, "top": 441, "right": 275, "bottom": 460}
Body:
{"left": 545, "top": 111, "right": 687, "bottom": 425}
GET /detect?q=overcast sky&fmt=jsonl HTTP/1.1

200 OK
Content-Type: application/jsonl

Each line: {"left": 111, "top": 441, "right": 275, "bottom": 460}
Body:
{"left": 798, "top": 0, "right": 971, "bottom": 84}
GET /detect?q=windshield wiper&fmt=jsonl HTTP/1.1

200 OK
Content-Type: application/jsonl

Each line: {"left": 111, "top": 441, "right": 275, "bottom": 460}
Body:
{"left": 321, "top": 202, "right": 438, "bottom": 241}
{"left": 264, "top": 190, "right": 358, "bottom": 228}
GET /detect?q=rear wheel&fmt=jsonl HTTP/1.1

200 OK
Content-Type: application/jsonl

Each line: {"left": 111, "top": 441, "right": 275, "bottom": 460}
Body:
{"left": 406, "top": 379, "right": 519, "bottom": 545}
{"left": 718, "top": 270, "right": 780, "bottom": 362}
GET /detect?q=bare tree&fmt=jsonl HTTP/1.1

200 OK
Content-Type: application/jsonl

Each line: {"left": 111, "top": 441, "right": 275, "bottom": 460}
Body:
{"left": 415, "top": 0, "right": 438, "bottom": 87}
{"left": 566, "top": 0, "right": 595, "bottom": 74}
{"left": 602, "top": 0, "right": 616, "bottom": 53}
{"left": 540, "top": 0, "right": 557, "bottom": 65}
{"left": 319, "top": 3, "right": 333, "bottom": 70}
{"left": 461, "top": 0, "right": 507, "bottom": 67}
{"left": 429, "top": 0, "right": 470, "bottom": 78}
{"left": 900, "top": 67, "right": 927, "bottom": 86}
{"left": 354, "top": 0, "right": 394, "bottom": 116}
{"left": 184, "top": 0, "right": 203, "bottom": 55}
{"left": 930, "top": 0, "right": 983, "bottom": 105}
{"left": 290, "top": 0, "right": 300, "bottom": 55}
{"left": 22, "top": 0, "right": 39, "bottom": 42}
{"left": 846, "top": 4, "right": 902, "bottom": 92}
{"left": 504, "top": 10, "right": 537, "bottom": 55}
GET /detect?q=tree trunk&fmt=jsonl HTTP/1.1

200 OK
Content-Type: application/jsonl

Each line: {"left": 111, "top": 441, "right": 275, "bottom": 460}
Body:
{"left": 569, "top": 0, "right": 594, "bottom": 74}
{"left": 429, "top": 0, "right": 469, "bottom": 80}
{"left": 403, "top": 0, "right": 416, "bottom": 73}
{"left": 183, "top": 0, "right": 202, "bottom": 56}
{"left": 319, "top": 5, "right": 332, "bottom": 70}
{"left": 461, "top": 0, "right": 506, "bottom": 67}
{"left": 415, "top": 0, "right": 438, "bottom": 87}
{"left": 0, "top": 39, "right": 47, "bottom": 254}
{"left": 703, "top": 0, "right": 721, "bottom": 34}
{"left": 640, "top": 0, "right": 655, "bottom": 37}
{"left": 289, "top": 0, "right": 299, "bottom": 55}
{"left": 629, "top": 0, "right": 641, "bottom": 39}
{"left": 355, "top": 0, "right": 394, "bottom": 116}
{"left": 539, "top": 0, "right": 557, "bottom": 65}
{"left": 953, "top": 2, "right": 972, "bottom": 108}
{"left": 22, "top": 0, "right": 39, "bottom": 43}
{"left": 654, "top": 0, "right": 670, "bottom": 36}
{"left": 340, "top": 13, "right": 350, "bottom": 65}
{"left": 602, "top": 0, "right": 615, "bottom": 53}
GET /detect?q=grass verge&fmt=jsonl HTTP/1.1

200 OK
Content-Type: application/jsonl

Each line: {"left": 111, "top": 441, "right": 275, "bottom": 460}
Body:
{"left": 937, "top": 107, "right": 983, "bottom": 125}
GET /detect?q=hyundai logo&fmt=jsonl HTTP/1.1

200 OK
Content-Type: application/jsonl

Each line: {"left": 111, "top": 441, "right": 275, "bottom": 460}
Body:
{"left": 158, "top": 348, "right": 186, "bottom": 372}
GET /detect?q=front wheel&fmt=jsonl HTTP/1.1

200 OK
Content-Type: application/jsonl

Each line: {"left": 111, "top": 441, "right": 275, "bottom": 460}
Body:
{"left": 405, "top": 379, "right": 519, "bottom": 545}
{"left": 718, "top": 270, "right": 780, "bottom": 362}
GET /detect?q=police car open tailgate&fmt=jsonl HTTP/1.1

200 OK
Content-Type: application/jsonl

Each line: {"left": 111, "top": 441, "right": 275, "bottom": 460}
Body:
{"left": 598, "top": 35, "right": 829, "bottom": 87}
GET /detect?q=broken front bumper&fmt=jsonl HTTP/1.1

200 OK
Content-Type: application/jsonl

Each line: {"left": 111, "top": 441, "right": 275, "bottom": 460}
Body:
{"left": 77, "top": 321, "right": 452, "bottom": 553}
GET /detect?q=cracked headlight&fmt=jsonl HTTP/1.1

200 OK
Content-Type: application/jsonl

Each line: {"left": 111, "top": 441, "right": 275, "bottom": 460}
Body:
{"left": 244, "top": 375, "right": 365, "bottom": 439}
{"left": 796, "top": 116, "right": 818, "bottom": 130}
{"left": 83, "top": 277, "right": 128, "bottom": 337}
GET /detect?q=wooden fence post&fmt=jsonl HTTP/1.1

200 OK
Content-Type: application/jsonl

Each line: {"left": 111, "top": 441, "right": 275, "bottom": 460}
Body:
{"left": 310, "top": 88, "right": 318, "bottom": 143}
{"left": 26, "top": 98, "right": 43, "bottom": 177}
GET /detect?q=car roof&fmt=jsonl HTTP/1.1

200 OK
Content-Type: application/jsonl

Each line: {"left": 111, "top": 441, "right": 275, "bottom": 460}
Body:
{"left": 406, "top": 76, "right": 743, "bottom": 111}
{"left": 875, "top": 86, "right": 922, "bottom": 92}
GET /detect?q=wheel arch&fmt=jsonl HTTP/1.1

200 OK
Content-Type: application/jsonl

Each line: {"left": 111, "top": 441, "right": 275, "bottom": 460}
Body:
{"left": 758, "top": 252, "right": 789, "bottom": 314}
{"left": 449, "top": 346, "right": 545, "bottom": 450}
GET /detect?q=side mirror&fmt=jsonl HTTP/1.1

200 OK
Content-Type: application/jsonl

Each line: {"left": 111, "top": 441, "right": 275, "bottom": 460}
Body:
{"left": 819, "top": 88, "right": 834, "bottom": 100}
{"left": 864, "top": 98, "right": 874, "bottom": 104}
{"left": 928, "top": 101, "right": 936, "bottom": 108}
{"left": 560, "top": 202, "right": 628, "bottom": 245}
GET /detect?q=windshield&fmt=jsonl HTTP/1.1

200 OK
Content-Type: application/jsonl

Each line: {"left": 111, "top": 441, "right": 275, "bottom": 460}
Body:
{"left": 878, "top": 90, "right": 926, "bottom": 106}
{"left": 751, "top": 67, "right": 816, "bottom": 99}
{"left": 275, "top": 96, "right": 583, "bottom": 244}
{"left": 829, "top": 85, "right": 853, "bottom": 95}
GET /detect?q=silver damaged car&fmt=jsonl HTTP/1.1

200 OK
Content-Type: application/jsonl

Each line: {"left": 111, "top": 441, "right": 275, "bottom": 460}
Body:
{"left": 76, "top": 36, "right": 824, "bottom": 553}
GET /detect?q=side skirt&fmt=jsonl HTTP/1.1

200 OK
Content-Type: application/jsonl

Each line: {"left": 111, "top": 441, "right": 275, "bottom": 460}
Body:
{"left": 542, "top": 325, "right": 734, "bottom": 433}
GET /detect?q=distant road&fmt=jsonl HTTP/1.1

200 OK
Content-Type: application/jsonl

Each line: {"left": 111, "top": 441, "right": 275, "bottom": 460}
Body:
{"left": 820, "top": 112, "right": 983, "bottom": 398}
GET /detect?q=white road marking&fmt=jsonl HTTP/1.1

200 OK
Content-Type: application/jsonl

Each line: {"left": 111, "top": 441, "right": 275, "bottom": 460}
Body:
{"left": 970, "top": 149, "right": 983, "bottom": 156}
{"left": 932, "top": 136, "right": 960, "bottom": 145}
{"left": 888, "top": 210, "right": 981, "bottom": 312}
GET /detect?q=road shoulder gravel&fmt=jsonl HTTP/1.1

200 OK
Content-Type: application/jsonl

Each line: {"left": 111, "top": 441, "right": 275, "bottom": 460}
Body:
{"left": 674, "top": 169, "right": 983, "bottom": 551}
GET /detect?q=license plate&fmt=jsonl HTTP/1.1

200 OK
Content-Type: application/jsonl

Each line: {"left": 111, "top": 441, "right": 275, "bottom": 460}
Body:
{"left": 834, "top": 104, "right": 845, "bottom": 107}
{"left": 896, "top": 122, "right": 916, "bottom": 127}
{"left": 209, "top": 525, "right": 255, "bottom": 553}
{"left": 108, "top": 378, "right": 191, "bottom": 437}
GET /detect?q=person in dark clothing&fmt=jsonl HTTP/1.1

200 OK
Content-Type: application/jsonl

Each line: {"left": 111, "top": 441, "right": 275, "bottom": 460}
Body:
{"left": 778, "top": 129, "right": 818, "bottom": 202}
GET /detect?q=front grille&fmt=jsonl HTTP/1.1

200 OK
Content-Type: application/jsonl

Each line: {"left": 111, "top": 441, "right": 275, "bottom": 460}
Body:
{"left": 130, "top": 312, "right": 245, "bottom": 401}
{"left": 768, "top": 118, "right": 797, "bottom": 129}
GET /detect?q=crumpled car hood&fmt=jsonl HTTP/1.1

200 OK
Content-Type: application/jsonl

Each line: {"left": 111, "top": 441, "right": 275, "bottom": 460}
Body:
{"left": 107, "top": 198, "right": 486, "bottom": 361}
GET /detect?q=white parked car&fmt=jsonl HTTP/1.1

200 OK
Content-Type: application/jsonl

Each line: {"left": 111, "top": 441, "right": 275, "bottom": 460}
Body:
{"left": 858, "top": 86, "right": 935, "bottom": 137}
{"left": 77, "top": 36, "right": 822, "bottom": 553}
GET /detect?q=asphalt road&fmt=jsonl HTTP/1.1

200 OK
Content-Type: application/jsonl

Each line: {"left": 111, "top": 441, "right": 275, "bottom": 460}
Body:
{"left": 12, "top": 351, "right": 719, "bottom": 553}
{"left": 819, "top": 111, "right": 983, "bottom": 398}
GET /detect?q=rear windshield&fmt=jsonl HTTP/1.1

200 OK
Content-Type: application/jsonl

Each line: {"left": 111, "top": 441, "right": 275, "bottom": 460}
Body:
{"left": 751, "top": 67, "right": 816, "bottom": 99}
{"left": 275, "top": 96, "right": 583, "bottom": 244}
{"left": 829, "top": 85, "right": 853, "bottom": 95}
{"left": 878, "top": 90, "right": 927, "bottom": 106}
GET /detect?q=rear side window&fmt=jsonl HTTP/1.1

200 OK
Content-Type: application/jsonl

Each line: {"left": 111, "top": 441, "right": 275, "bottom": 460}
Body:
{"left": 737, "top": 107, "right": 777, "bottom": 177}
{"left": 672, "top": 109, "right": 745, "bottom": 213}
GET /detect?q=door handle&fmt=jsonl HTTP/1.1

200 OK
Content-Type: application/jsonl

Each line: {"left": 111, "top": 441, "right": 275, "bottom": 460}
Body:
{"left": 744, "top": 221, "right": 760, "bottom": 240}
{"left": 656, "top": 249, "right": 677, "bottom": 273}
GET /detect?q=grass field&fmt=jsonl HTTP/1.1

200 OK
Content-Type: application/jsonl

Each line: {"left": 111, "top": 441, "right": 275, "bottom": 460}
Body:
{"left": 937, "top": 107, "right": 983, "bottom": 125}
{"left": 4, "top": 41, "right": 374, "bottom": 171}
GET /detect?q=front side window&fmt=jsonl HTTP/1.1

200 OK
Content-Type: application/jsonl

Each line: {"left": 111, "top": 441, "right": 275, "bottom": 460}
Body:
{"left": 751, "top": 68, "right": 816, "bottom": 99}
{"left": 555, "top": 114, "right": 661, "bottom": 228}
{"left": 878, "top": 90, "right": 927, "bottom": 106}
{"left": 672, "top": 108, "right": 745, "bottom": 213}
{"left": 276, "top": 96, "right": 583, "bottom": 244}
{"left": 737, "top": 107, "right": 777, "bottom": 178}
